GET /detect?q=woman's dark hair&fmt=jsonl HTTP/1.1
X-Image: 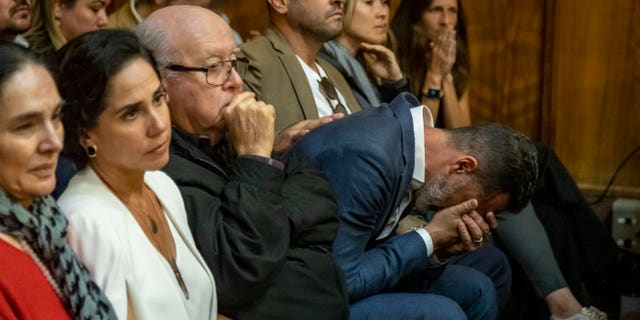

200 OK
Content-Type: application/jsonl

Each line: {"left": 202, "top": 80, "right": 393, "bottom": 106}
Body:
{"left": 391, "top": 0, "right": 470, "bottom": 97}
{"left": 54, "top": 29, "right": 159, "bottom": 169}
{"left": 0, "top": 43, "right": 47, "bottom": 99}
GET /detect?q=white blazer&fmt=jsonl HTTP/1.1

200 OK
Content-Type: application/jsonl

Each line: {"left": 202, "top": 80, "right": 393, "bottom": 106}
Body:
{"left": 58, "top": 168, "right": 217, "bottom": 320}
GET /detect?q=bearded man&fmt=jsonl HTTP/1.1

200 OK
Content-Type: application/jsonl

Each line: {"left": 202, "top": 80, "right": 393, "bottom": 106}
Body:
{"left": 289, "top": 92, "right": 538, "bottom": 320}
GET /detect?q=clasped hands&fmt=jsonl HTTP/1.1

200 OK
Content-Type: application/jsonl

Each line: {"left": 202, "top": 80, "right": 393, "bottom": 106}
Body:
{"left": 424, "top": 199, "right": 496, "bottom": 260}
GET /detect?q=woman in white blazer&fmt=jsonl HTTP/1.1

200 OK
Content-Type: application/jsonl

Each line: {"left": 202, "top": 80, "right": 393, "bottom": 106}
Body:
{"left": 55, "top": 29, "right": 217, "bottom": 319}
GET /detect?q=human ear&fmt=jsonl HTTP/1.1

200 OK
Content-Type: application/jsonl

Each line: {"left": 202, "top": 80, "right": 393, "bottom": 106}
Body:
{"left": 79, "top": 130, "right": 95, "bottom": 149}
{"left": 453, "top": 156, "right": 478, "bottom": 174}
{"left": 54, "top": 0, "right": 63, "bottom": 20}
{"left": 267, "top": 0, "right": 288, "bottom": 14}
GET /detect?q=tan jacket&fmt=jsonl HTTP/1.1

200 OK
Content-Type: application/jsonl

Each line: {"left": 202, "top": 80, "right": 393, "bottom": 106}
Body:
{"left": 240, "top": 26, "right": 361, "bottom": 131}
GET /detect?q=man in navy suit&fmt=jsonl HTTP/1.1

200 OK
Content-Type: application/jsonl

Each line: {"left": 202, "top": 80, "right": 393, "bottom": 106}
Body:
{"left": 289, "top": 92, "right": 538, "bottom": 320}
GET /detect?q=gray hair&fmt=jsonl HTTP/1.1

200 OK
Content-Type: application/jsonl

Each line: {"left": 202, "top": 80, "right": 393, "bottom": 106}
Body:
{"left": 446, "top": 123, "right": 538, "bottom": 212}
{"left": 134, "top": 19, "right": 179, "bottom": 80}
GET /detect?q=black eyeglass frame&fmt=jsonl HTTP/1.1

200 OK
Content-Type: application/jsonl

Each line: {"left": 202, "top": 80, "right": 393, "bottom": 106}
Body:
{"left": 165, "top": 57, "right": 249, "bottom": 86}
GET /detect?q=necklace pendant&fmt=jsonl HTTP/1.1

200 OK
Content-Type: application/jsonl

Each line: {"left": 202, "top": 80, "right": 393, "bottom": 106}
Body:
{"left": 149, "top": 216, "right": 158, "bottom": 234}
{"left": 168, "top": 258, "right": 190, "bottom": 299}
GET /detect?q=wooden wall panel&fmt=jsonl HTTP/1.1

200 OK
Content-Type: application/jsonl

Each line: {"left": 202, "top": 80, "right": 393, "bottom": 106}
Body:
{"left": 224, "top": 0, "right": 640, "bottom": 198}
{"left": 226, "top": 0, "right": 269, "bottom": 41}
{"left": 462, "top": 0, "right": 545, "bottom": 140}
{"left": 547, "top": 0, "right": 640, "bottom": 197}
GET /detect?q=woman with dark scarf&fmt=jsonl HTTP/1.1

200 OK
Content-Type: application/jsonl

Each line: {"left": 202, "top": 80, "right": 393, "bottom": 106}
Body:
{"left": 0, "top": 43, "right": 115, "bottom": 320}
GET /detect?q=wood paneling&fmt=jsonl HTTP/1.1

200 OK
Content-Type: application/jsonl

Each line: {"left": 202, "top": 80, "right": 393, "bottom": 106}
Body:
{"left": 462, "top": 0, "right": 545, "bottom": 140}
{"left": 225, "top": 0, "right": 270, "bottom": 41}
{"left": 225, "top": 0, "right": 640, "bottom": 198}
{"left": 546, "top": 0, "right": 640, "bottom": 197}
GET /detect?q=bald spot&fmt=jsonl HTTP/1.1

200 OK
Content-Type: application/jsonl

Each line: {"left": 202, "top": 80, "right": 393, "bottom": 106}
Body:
{"left": 145, "top": 5, "right": 233, "bottom": 62}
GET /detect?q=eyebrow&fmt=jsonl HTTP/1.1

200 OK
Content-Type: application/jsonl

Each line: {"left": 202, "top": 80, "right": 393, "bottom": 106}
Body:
{"left": 13, "top": 101, "right": 65, "bottom": 122}
{"left": 114, "top": 85, "right": 165, "bottom": 116}
{"left": 204, "top": 48, "right": 240, "bottom": 61}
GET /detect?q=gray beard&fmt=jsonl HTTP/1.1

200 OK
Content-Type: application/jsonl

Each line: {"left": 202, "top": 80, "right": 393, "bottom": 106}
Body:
{"left": 414, "top": 174, "right": 468, "bottom": 213}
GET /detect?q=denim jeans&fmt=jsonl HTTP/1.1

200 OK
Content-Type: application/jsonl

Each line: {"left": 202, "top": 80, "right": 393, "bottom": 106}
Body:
{"left": 349, "top": 245, "right": 510, "bottom": 320}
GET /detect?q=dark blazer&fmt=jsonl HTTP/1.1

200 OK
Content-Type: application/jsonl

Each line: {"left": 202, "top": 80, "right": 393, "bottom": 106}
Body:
{"left": 240, "top": 26, "right": 361, "bottom": 131}
{"left": 289, "top": 93, "right": 431, "bottom": 302}
{"left": 162, "top": 129, "right": 348, "bottom": 319}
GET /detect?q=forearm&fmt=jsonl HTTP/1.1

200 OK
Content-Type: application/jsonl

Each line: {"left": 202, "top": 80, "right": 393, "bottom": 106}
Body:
{"left": 441, "top": 79, "right": 470, "bottom": 128}
{"left": 420, "top": 71, "right": 444, "bottom": 120}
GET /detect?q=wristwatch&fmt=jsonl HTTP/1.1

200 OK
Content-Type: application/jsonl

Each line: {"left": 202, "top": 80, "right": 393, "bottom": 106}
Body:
{"left": 422, "top": 88, "right": 442, "bottom": 99}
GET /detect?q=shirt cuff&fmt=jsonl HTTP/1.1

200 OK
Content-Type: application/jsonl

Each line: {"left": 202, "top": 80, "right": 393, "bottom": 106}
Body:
{"left": 237, "top": 155, "right": 285, "bottom": 170}
{"left": 414, "top": 228, "right": 434, "bottom": 257}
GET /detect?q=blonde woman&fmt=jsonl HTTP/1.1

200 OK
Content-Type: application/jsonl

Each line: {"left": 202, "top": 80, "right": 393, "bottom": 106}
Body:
{"left": 24, "top": 0, "right": 109, "bottom": 57}
{"left": 319, "top": 0, "right": 406, "bottom": 110}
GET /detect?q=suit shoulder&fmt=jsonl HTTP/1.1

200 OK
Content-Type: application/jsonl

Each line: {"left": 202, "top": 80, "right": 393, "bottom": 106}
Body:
{"left": 240, "top": 35, "right": 275, "bottom": 60}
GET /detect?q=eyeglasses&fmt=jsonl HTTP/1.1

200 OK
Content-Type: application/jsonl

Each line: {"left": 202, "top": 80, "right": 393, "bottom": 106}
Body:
{"left": 166, "top": 57, "right": 248, "bottom": 86}
{"left": 318, "top": 77, "right": 347, "bottom": 114}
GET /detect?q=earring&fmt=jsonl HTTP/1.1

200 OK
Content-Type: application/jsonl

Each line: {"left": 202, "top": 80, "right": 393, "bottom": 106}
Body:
{"left": 86, "top": 145, "right": 97, "bottom": 158}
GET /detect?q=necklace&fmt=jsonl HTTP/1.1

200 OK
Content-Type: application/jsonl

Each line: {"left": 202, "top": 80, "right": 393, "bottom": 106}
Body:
{"left": 96, "top": 169, "right": 191, "bottom": 300}
{"left": 18, "top": 239, "right": 66, "bottom": 302}
{"left": 127, "top": 186, "right": 190, "bottom": 300}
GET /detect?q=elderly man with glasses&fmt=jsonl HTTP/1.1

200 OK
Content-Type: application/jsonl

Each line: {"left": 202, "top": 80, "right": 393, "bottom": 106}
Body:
{"left": 135, "top": 5, "right": 350, "bottom": 320}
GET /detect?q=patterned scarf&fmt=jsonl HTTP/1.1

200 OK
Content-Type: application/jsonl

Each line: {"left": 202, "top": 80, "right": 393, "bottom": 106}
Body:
{"left": 0, "top": 191, "right": 116, "bottom": 320}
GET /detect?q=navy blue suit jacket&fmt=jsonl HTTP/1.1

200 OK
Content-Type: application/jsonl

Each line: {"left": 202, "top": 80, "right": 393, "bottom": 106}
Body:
{"left": 290, "top": 93, "right": 432, "bottom": 302}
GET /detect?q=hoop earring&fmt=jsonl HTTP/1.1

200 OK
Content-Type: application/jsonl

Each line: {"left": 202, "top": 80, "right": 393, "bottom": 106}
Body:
{"left": 86, "top": 145, "right": 97, "bottom": 158}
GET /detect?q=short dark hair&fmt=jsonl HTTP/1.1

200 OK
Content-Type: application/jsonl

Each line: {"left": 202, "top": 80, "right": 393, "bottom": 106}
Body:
{"left": 447, "top": 123, "right": 538, "bottom": 212}
{"left": 0, "top": 43, "right": 46, "bottom": 99}
{"left": 53, "top": 29, "right": 159, "bottom": 169}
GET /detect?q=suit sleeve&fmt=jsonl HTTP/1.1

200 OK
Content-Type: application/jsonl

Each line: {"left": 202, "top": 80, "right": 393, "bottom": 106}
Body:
{"left": 169, "top": 157, "right": 291, "bottom": 308}
{"left": 318, "top": 148, "right": 430, "bottom": 302}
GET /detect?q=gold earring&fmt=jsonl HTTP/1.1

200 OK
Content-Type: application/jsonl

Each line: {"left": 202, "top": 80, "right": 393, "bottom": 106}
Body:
{"left": 86, "top": 145, "right": 97, "bottom": 158}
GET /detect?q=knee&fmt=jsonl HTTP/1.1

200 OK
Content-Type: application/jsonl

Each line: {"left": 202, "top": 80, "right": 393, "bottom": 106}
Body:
{"left": 481, "top": 245, "right": 512, "bottom": 281}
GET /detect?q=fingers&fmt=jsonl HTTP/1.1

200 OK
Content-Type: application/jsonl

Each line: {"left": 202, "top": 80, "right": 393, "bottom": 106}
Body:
{"left": 466, "top": 211, "right": 491, "bottom": 235}
{"left": 273, "top": 115, "right": 341, "bottom": 153}
{"left": 360, "top": 42, "right": 404, "bottom": 81}
{"left": 457, "top": 219, "right": 481, "bottom": 251}
{"left": 226, "top": 91, "right": 256, "bottom": 109}
{"left": 442, "top": 199, "right": 478, "bottom": 218}
{"left": 360, "top": 42, "right": 393, "bottom": 56}
{"left": 462, "top": 213, "right": 485, "bottom": 240}
{"left": 224, "top": 94, "right": 275, "bottom": 157}
{"left": 485, "top": 211, "right": 498, "bottom": 229}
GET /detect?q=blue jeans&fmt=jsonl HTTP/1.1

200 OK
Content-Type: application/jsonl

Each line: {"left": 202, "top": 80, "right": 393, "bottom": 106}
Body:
{"left": 350, "top": 245, "right": 508, "bottom": 320}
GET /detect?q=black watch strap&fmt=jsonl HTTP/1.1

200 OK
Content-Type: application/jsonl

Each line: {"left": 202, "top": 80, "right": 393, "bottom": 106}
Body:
{"left": 422, "top": 88, "right": 442, "bottom": 99}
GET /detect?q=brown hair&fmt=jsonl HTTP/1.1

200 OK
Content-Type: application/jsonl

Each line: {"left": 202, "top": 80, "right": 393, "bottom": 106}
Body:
{"left": 391, "top": 0, "right": 469, "bottom": 96}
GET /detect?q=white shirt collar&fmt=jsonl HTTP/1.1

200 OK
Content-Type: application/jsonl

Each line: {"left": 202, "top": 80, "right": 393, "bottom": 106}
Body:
{"left": 409, "top": 105, "right": 434, "bottom": 187}
{"left": 295, "top": 55, "right": 352, "bottom": 117}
